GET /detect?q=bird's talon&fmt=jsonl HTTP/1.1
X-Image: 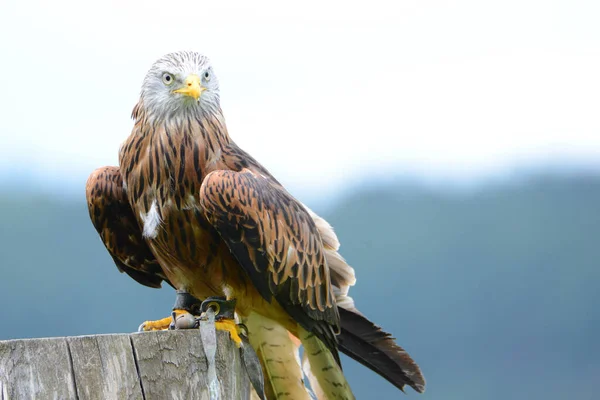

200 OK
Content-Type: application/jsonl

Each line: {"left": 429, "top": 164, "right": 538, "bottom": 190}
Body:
{"left": 237, "top": 323, "right": 249, "bottom": 337}
{"left": 215, "top": 318, "right": 244, "bottom": 348}
{"left": 138, "top": 309, "right": 194, "bottom": 331}
{"left": 168, "top": 311, "right": 177, "bottom": 330}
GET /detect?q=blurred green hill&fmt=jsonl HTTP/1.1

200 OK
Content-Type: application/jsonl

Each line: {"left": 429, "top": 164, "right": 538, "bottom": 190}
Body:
{"left": 0, "top": 174, "right": 598, "bottom": 399}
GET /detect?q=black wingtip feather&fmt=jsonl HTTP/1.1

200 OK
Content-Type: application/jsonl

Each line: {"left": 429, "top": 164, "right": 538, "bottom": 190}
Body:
{"left": 337, "top": 307, "right": 426, "bottom": 394}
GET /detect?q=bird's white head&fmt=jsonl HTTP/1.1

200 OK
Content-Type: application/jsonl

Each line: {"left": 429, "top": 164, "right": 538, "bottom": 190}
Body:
{"left": 139, "top": 51, "right": 220, "bottom": 121}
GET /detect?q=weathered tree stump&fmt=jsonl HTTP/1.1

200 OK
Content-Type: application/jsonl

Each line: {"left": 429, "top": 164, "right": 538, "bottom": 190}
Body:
{"left": 0, "top": 330, "right": 251, "bottom": 399}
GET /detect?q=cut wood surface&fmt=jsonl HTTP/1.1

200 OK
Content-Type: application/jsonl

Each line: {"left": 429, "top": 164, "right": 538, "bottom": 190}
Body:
{"left": 0, "top": 330, "right": 251, "bottom": 400}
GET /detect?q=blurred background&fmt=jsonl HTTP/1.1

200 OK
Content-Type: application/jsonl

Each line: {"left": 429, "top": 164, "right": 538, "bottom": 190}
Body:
{"left": 1, "top": 1, "right": 599, "bottom": 399}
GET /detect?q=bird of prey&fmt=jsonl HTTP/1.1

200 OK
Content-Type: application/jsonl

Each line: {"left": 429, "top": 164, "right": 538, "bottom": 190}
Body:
{"left": 86, "top": 51, "right": 425, "bottom": 399}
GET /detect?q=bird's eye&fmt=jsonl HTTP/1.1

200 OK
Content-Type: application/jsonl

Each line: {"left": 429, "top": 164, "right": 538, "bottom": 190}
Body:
{"left": 203, "top": 71, "right": 210, "bottom": 81}
{"left": 162, "top": 73, "right": 174, "bottom": 85}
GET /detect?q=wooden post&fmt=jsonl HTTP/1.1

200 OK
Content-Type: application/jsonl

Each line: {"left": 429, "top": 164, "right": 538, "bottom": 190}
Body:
{"left": 0, "top": 330, "right": 251, "bottom": 399}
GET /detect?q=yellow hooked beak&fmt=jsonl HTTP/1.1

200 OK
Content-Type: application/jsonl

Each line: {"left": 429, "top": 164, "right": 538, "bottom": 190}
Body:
{"left": 173, "top": 74, "right": 205, "bottom": 100}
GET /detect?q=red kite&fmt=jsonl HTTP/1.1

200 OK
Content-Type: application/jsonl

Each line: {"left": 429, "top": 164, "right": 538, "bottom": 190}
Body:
{"left": 86, "top": 51, "right": 425, "bottom": 399}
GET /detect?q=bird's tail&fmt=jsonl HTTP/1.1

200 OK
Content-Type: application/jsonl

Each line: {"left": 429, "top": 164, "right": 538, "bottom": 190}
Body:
{"left": 337, "top": 306, "right": 426, "bottom": 393}
{"left": 306, "top": 207, "right": 426, "bottom": 394}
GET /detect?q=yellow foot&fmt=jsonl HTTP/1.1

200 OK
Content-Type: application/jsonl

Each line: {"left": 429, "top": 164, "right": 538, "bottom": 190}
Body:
{"left": 138, "top": 309, "right": 191, "bottom": 331}
{"left": 215, "top": 319, "right": 243, "bottom": 348}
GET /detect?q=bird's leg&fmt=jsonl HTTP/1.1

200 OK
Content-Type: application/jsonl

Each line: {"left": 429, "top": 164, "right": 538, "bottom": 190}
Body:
{"left": 137, "top": 293, "right": 245, "bottom": 348}
{"left": 138, "top": 290, "right": 203, "bottom": 331}
{"left": 199, "top": 297, "right": 244, "bottom": 347}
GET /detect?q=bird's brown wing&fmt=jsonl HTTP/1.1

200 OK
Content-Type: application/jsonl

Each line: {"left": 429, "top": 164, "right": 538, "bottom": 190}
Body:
{"left": 86, "top": 166, "right": 172, "bottom": 289}
{"left": 200, "top": 168, "right": 340, "bottom": 358}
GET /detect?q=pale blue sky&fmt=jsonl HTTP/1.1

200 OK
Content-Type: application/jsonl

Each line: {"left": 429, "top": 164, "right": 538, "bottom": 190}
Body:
{"left": 1, "top": 0, "right": 599, "bottom": 199}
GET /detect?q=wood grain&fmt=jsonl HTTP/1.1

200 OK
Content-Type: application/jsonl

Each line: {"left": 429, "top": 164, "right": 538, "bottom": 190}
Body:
{"left": 0, "top": 330, "right": 250, "bottom": 400}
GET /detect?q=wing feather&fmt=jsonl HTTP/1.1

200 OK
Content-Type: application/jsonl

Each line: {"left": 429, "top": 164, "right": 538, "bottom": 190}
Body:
{"left": 200, "top": 168, "right": 340, "bottom": 358}
{"left": 86, "top": 166, "right": 171, "bottom": 289}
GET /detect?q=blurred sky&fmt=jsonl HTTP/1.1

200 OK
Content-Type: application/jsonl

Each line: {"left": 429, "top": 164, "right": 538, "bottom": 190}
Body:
{"left": 0, "top": 0, "right": 599, "bottom": 199}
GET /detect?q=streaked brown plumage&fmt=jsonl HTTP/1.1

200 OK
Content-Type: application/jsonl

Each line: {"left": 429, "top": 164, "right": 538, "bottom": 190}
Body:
{"left": 86, "top": 51, "right": 425, "bottom": 398}
{"left": 86, "top": 166, "right": 169, "bottom": 289}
